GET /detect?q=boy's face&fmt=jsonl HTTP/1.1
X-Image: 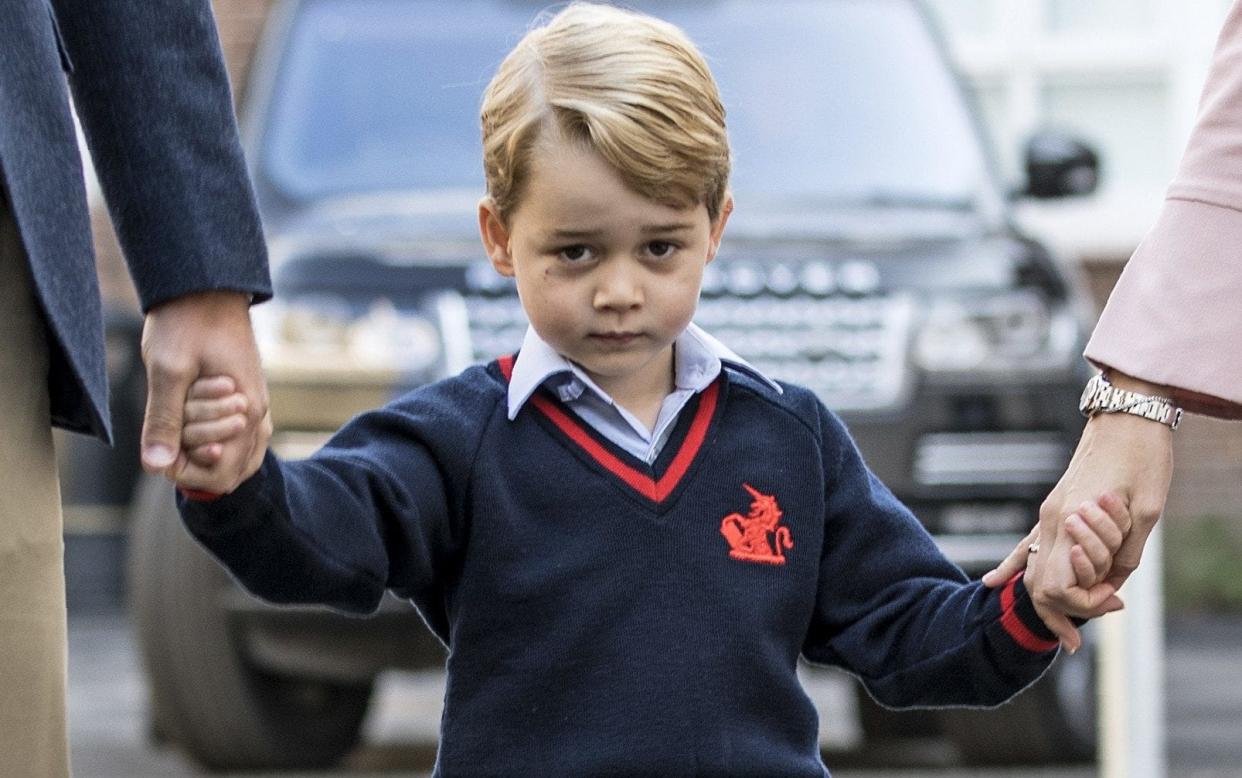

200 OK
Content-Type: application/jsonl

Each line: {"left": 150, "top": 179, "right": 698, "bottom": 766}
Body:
{"left": 479, "top": 139, "right": 731, "bottom": 399}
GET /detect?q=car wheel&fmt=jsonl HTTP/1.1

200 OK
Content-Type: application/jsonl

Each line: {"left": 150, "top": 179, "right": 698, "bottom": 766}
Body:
{"left": 936, "top": 643, "right": 1096, "bottom": 765}
{"left": 127, "top": 474, "right": 373, "bottom": 771}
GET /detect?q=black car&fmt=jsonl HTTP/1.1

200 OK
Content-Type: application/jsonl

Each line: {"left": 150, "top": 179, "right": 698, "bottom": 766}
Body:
{"left": 124, "top": 0, "right": 1102, "bottom": 769}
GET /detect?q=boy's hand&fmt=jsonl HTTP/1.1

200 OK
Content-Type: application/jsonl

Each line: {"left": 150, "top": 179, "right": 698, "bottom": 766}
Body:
{"left": 180, "top": 375, "right": 248, "bottom": 465}
{"left": 173, "top": 375, "right": 271, "bottom": 494}
{"left": 983, "top": 497, "right": 1128, "bottom": 653}
{"left": 1059, "top": 496, "right": 1129, "bottom": 588}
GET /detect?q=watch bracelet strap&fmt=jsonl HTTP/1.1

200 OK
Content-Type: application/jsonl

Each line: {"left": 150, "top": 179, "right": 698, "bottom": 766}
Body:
{"left": 1090, "top": 384, "right": 1183, "bottom": 429}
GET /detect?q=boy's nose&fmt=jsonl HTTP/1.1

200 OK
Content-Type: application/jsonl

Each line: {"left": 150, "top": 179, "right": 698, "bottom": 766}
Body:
{"left": 592, "top": 264, "right": 643, "bottom": 311}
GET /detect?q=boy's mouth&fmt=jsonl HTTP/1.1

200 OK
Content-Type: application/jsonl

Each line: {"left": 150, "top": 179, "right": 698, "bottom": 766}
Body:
{"left": 589, "top": 331, "right": 642, "bottom": 346}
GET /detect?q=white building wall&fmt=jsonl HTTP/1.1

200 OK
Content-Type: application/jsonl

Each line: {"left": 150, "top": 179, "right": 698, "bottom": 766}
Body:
{"left": 926, "top": 0, "right": 1233, "bottom": 262}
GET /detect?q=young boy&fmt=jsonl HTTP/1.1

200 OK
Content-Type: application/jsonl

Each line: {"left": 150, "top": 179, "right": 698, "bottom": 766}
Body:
{"left": 176, "top": 4, "right": 1123, "bottom": 775}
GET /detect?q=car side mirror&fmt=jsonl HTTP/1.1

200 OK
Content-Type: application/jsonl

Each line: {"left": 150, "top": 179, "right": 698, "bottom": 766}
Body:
{"left": 1020, "top": 130, "right": 1100, "bottom": 199}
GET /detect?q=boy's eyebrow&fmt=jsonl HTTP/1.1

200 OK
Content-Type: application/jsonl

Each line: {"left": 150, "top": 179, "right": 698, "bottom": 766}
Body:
{"left": 549, "top": 223, "right": 697, "bottom": 239}
{"left": 550, "top": 228, "right": 604, "bottom": 240}
{"left": 641, "top": 222, "right": 697, "bottom": 234}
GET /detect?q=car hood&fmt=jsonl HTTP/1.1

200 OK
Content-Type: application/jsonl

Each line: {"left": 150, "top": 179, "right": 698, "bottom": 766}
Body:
{"left": 265, "top": 191, "right": 484, "bottom": 270}
{"left": 266, "top": 190, "right": 1025, "bottom": 294}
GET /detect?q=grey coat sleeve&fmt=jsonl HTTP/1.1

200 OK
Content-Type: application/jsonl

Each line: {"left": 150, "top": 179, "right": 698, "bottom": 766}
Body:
{"left": 48, "top": 0, "right": 272, "bottom": 311}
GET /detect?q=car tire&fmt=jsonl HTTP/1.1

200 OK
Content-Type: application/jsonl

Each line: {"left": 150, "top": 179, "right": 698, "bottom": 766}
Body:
{"left": 127, "top": 474, "right": 373, "bottom": 771}
{"left": 936, "top": 643, "right": 1096, "bottom": 765}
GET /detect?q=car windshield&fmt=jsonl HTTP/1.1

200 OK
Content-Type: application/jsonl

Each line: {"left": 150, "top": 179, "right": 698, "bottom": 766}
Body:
{"left": 259, "top": 0, "right": 995, "bottom": 214}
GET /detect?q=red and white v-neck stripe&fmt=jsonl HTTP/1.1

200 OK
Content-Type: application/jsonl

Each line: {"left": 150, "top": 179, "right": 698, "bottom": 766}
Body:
{"left": 497, "top": 354, "right": 719, "bottom": 503}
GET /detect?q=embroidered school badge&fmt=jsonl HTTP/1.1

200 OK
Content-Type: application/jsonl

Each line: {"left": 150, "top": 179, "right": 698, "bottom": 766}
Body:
{"left": 720, "top": 483, "right": 793, "bottom": 565}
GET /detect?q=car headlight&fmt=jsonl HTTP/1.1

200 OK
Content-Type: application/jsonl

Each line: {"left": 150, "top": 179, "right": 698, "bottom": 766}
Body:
{"left": 914, "top": 290, "right": 1077, "bottom": 373}
{"left": 254, "top": 295, "right": 442, "bottom": 382}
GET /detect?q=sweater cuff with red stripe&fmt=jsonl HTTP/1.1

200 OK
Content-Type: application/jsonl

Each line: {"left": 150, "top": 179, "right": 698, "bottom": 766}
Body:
{"left": 997, "top": 573, "right": 1060, "bottom": 653}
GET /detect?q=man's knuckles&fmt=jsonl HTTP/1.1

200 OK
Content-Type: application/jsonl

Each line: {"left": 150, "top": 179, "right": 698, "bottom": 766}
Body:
{"left": 145, "top": 351, "right": 198, "bottom": 380}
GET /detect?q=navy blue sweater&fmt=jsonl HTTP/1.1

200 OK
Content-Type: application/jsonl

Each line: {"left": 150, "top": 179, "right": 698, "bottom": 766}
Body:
{"left": 179, "top": 358, "right": 1060, "bottom": 777}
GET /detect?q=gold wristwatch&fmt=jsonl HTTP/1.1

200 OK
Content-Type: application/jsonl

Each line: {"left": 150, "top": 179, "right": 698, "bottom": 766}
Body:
{"left": 1078, "top": 372, "right": 1182, "bottom": 429}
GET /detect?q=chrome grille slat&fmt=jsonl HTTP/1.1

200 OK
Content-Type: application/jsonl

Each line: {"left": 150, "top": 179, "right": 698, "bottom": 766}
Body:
{"left": 913, "top": 432, "right": 1070, "bottom": 486}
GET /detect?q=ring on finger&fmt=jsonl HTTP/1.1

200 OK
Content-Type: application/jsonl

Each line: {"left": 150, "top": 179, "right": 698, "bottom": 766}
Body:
{"left": 1028, "top": 543, "right": 1040, "bottom": 554}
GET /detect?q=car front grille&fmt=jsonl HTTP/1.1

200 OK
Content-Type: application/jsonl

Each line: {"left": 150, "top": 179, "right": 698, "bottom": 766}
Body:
{"left": 912, "top": 431, "right": 1070, "bottom": 486}
{"left": 694, "top": 294, "right": 913, "bottom": 412}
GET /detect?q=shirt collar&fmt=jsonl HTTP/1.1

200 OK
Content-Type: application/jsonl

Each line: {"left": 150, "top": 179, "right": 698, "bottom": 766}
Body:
{"left": 505, "top": 323, "right": 781, "bottom": 420}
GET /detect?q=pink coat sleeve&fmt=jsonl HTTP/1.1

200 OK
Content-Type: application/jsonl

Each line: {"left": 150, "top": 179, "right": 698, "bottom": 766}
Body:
{"left": 1084, "top": 1, "right": 1242, "bottom": 419}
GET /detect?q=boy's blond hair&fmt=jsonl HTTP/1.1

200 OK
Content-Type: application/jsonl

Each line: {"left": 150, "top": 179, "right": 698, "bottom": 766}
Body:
{"left": 481, "top": 2, "right": 730, "bottom": 222}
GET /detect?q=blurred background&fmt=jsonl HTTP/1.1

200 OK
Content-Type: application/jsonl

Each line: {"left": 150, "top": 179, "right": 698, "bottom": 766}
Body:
{"left": 61, "top": 0, "right": 1242, "bottom": 776}
{"left": 936, "top": 0, "right": 1242, "bottom": 620}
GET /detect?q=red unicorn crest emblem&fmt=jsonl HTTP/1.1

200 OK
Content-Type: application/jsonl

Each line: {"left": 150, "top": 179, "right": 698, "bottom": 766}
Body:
{"left": 720, "top": 483, "right": 792, "bottom": 565}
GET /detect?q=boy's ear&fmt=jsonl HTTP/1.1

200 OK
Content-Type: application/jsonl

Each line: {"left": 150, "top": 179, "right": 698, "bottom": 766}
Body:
{"left": 705, "top": 193, "right": 734, "bottom": 265}
{"left": 478, "top": 197, "right": 515, "bottom": 277}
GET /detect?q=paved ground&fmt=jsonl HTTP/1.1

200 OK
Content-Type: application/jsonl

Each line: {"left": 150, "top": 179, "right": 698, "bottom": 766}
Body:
{"left": 1165, "top": 615, "right": 1242, "bottom": 776}
{"left": 67, "top": 612, "right": 1242, "bottom": 777}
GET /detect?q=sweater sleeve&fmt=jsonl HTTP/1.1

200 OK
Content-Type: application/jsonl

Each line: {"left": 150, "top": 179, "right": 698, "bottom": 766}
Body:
{"left": 801, "top": 402, "right": 1060, "bottom": 709}
{"left": 177, "top": 397, "right": 484, "bottom": 620}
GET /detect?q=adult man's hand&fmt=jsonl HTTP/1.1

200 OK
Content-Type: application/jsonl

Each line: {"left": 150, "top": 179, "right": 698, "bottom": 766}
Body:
{"left": 140, "top": 290, "right": 269, "bottom": 493}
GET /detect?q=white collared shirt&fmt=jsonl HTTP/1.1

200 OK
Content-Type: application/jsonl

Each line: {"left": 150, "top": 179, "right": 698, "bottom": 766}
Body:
{"left": 506, "top": 323, "right": 781, "bottom": 464}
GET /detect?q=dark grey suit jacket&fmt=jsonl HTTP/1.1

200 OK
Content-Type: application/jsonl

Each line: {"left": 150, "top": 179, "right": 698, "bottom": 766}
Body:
{"left": 0, "top": 0, "right": 272, "bottom": 443}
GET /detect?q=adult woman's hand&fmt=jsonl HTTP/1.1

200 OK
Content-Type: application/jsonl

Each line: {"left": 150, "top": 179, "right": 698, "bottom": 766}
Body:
{"left": 984, "top": 371, "right": 1174, "bottom": 648}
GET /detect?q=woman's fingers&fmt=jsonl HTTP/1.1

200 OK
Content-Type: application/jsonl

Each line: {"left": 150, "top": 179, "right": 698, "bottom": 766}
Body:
{"left": 982, "top": 525, "right": 1039, "bottom": 587}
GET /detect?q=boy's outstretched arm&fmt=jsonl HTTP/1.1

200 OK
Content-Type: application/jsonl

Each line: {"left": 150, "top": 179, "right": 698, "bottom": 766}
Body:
{"left": 802, "top": 403, "right": 1122, "bottom": 710}
{"left": 173, "top": 379, "right": 492, "bottom": 620}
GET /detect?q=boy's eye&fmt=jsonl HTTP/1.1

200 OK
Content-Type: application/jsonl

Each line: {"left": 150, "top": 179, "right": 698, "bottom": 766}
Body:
{"left": 646, "top": 241, "right": 676, "bottom": 258}
{"left": 558, "top": 245, "right": 593, "bottom": 262}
